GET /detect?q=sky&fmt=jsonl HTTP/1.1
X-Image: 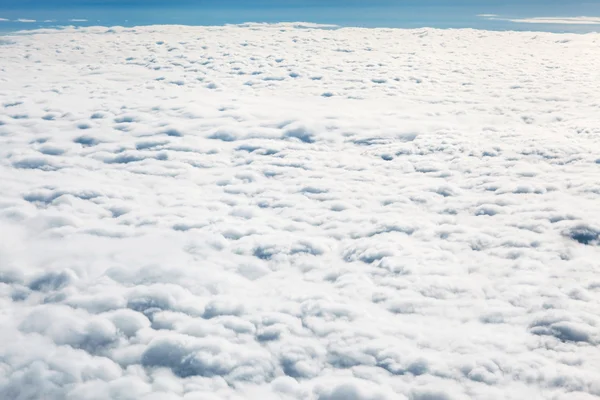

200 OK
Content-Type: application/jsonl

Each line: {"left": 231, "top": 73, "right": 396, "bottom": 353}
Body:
{"left": 0, "top": 0, "right": 597, "bottom": 10}
{"left": 1, "top": 1, "right": 600, "bottom": 35}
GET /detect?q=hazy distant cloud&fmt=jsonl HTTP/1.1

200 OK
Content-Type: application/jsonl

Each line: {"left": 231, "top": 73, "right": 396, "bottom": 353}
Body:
{"left": 0, "top": 17, "right": 85, "bottom": 23}
{"left": 233, "top": 22, "right": 339, "bottom": 29}
{"left": 478, "top": 14, "right": 600, "bottom": 25}
{"left": 508, "top": 16, "right": 600, "bottom": 25}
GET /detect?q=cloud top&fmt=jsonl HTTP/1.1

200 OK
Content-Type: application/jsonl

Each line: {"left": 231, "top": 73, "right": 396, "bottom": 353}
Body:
{"left": 0, "top": 24, "right": 599, "bottom": 400}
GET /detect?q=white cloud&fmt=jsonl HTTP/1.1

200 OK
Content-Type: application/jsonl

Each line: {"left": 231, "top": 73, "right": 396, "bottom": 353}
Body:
{"left": 233, "top": 22, "right": 339, "bottom": 29}
{"left": 508, "top": 16, "right": 600, "bottom": 25}
{"left": 478, "top": 14, "right": 600, "bottom": 25}
{"left": 0, "top": 18, "right": 9, "bottom": 22}
{"left": 69, "top": 19, "right": 88, "bottom": 22}
{"left": 16, "top": 18, "right": 36, "bottom": 23}
{"left": 0, "top": 24, "right": 599, "bottom": 399}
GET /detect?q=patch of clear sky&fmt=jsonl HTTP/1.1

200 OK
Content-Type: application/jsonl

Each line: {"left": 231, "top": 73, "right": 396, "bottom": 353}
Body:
{"left": 1, "top": 0, "right": 600, "bottom": 33}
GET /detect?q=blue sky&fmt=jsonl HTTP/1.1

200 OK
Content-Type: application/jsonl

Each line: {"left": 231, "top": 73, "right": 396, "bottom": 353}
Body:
{"left": 1, "top": 0, "right": 599, "bottom": 33}
{"left": 0, "top": 0, "right": 587, "bottom": 8}
{"left": 2, "top": 0, "right": 598, "bottom": 15}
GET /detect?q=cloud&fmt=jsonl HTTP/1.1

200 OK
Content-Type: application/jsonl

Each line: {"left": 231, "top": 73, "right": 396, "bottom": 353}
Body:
{"left": 0, "top": 23, "right": 599, "bottom": 400}
{"left": 0, "top": 18, "right": 9, "bottom": 22}
{"left": 16, "top": 18, "right": 36, "bottom": 23}
{"left": 507, "top": 16, "right": 600, "bottom": 25}
{"left": 478, "top": 14, "right": 600, "bottom": 25}
{"left": 69, "top": 19, "right": 88, "bottom": 22}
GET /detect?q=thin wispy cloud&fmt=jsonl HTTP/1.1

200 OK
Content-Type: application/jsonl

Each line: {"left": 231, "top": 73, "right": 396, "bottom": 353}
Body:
{"left": 509, "top": 16, "right": 600, "bottom": 25}
{"left": 478, "top": 14, "right": 600, "bottom": 25}
{"left": 0, "top": 17, "right": 88, "bottom": 24}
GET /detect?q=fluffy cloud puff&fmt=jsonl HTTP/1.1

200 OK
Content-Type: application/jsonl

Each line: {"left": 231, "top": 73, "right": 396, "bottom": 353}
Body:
{"left": 1, "top": 24, "right": 600, "bottom": 399}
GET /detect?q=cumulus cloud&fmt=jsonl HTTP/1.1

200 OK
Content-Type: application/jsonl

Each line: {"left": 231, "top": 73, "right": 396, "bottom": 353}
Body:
{"left": 0, "top": 23, "right": 599, "bottom": 399}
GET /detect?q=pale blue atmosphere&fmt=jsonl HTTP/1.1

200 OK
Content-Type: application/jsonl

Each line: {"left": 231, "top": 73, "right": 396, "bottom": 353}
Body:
{"left": 1, "top": 0, "right": 600, "bottom": 33}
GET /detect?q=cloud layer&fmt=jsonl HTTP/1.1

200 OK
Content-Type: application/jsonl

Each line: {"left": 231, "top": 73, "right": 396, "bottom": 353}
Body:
{"left": 1, "top": 24, "right": 600, "bottom": 399}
